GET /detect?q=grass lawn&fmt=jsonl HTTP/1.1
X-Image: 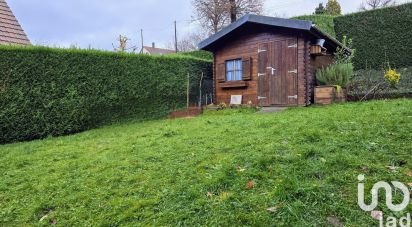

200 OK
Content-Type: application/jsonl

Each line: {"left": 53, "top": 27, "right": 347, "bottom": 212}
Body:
{"left": 1, "top": 99, "right": 411, "bottom": 226}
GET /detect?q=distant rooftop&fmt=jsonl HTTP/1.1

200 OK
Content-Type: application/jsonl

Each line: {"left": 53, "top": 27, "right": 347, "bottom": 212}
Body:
{"left": 142, "top": 45, "right": 175, "bottom": 55}
{"left": 0, "top": 0, "right": 30, "bottom": 45}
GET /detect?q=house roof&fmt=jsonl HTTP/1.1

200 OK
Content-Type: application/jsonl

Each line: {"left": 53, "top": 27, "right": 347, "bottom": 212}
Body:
{"left": 199, "top": 14, "right": 346, "bottom": 52}
{"left": 0, "top": 0, "right": 30, "bottom": 45}
{"left": 143, "top": 46, "right": 175, "bottom": 55}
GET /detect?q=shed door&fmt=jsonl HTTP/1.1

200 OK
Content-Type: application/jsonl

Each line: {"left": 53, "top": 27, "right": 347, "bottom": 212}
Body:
{"left": 286, "top": 39, "right": 298, "bottom": 106}
{"left": 257, "top": 43, "right": 270, "bottom": 106}
{"left": 257, "top": 39, "right": 298, "bottom": 106}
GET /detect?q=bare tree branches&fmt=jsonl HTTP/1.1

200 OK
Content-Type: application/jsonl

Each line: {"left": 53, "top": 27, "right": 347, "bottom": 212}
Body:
{"left": 229, "top": 0, "right": 264, "bottom": 22}
{"left": 192, "top": 0, "right": 263, "bottom": 34}
{"left": 112, "top": 35, "right": 137, "bottom": 53}
{"left": 192, "top": 0, "right": 228, "bottom": 34}
{"left": 167, "top": 31, "right": 207, "bottom": 52}
{"left": 359, "top": 0, "right": 396, "bottom": 10}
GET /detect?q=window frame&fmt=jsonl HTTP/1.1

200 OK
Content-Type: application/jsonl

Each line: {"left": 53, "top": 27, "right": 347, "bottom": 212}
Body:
{"left": 225, "top": 59, "right": 243, "bottom": 81}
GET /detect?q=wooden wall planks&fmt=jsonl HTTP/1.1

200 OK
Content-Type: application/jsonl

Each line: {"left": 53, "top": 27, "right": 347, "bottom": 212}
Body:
{"left": 211, "top": 27, "right": 334, "bottom": 107}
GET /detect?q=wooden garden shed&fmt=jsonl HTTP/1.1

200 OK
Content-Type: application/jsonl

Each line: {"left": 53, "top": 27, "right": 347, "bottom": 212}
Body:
{"left": 199, "top": 14, "right": 346, "bottom": 107}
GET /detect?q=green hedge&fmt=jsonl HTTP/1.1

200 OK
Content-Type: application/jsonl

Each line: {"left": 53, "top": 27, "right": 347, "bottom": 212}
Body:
{"left": 0, "top": 46, "right": 212, "bottom": 144}
{"left": 334, "top": 3, "right": 412, "bottom": 69}
{"left": 179, "top": 50, "right": 213, "bottom": 60}
{"left": 292, "top": 15, "right": 336, "bottom": 37}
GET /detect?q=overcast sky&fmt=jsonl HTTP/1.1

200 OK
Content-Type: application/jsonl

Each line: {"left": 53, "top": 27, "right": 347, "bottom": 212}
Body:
{"left": 7, "top": 0, "right": 410, "bottom": 50}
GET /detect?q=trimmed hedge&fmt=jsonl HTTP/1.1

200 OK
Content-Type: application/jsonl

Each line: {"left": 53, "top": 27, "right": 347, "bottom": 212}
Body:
{"left": 334, "top": 3, "right": 412, "bottom": 69}
{"left": 179, "top": 50, "right": 213, "bottom": 60}
{"left": 293, "top": 15, "right": 336, "bottom": 37}
{"left": 0, "top": 46, "right": 212, "bottom": 144}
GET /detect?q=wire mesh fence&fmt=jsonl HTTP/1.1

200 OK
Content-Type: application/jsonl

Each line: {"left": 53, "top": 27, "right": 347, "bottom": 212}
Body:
{"left": 347, "top": 67, "right": 412, "bottom": 101}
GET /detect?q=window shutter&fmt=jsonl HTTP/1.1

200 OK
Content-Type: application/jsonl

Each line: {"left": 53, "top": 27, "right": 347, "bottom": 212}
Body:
{"left": 242, "top": 57, "right": 252, "bottom": 81}
{"left": 217, "top": 63, "right": 226, "bottom": 82}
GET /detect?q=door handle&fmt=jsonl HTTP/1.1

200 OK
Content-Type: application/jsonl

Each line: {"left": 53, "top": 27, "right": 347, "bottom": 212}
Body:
{"left": 266, "top": 67, "right": 276, "bottom": 75}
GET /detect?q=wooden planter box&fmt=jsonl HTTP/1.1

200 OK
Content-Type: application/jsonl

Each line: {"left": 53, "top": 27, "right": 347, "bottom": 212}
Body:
{"left": 310, "top": 45, "right": 327, "bottom": 56}
{"left": 314, "top": 86, "right": 346, "bottom": 105}
{"left": 169, "top": 107, "right": 203, "bottom": 119}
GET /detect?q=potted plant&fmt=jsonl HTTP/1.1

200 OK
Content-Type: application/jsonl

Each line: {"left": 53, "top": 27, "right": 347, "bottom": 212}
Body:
{"left": 315, "top": 36, "right": 354, "bottom": 105}
{"left": 315, "top": 63, "right": 353, "bottom": 104}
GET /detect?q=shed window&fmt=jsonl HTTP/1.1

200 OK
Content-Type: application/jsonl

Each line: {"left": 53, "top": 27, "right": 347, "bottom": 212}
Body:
{"left": 226, "top": 59, "right": 242, "bottom": 81}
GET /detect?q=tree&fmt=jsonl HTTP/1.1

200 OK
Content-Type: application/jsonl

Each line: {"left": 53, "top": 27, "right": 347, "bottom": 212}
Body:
{"left": 192, "top": 0, "right": 229, "bottom": 34}
{"left": 166, "top": 31, "right": 207, "bottom": 52}
{"left": 359, "top": 0, "right": 396, "bottom": 10}
{"left": 192, "top": 0, "right": 263, "bottom": 34}
{"left": 315, "top": 3, "right": 326, "bottom": 14}
{"left": 229, "top": 0, "right": 237, "bottom": 23}
{"left": 112, "top": 35, "right": 137, "bottom": 53}
{"left": 325, "top": 0, "right": 342, "bottom": 15}
{"left": 228, "top": 0, "right": 263, "bottom": 23}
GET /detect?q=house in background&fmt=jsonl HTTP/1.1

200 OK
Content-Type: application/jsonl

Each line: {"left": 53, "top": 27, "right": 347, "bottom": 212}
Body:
{"left": 0, "top": 0, "right": 30, "bottom": 45}
{"left": 199, "top": 14, "right": 347, "bottom": 107}
{"left": 142, "top": 43, "right": 175, "bottom": 55}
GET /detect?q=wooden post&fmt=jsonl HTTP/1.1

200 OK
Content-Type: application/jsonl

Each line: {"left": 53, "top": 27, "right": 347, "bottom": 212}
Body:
{"left": 140, "top": 29, "right": 144, "bottom": 54}
{"left": 187, "top": 73, "right": 190, "bottom": 109}
{"left": 174, "top": 21, "right": 178, "bottom": 53}
{"left": 199, "top": 72, "right": 204, "bottom": 107}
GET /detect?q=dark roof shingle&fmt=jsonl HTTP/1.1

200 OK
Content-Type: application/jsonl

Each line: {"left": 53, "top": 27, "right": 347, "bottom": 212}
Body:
{"left": 0, "top": 0, "right": 30, "bottom": 45}
{"left": 199, "top": 14, "right": 345, "bottom": 51}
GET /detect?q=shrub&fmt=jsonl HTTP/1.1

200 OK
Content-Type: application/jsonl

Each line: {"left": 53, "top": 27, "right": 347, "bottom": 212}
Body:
{"left": 334, "top": 3, "right": 412, "bottom": 69}
{"left": 384, "top": 68, "right": 401, "bottom": 87}
{"left": 316, "top": 63, "right": 353, "bottom": 87}
{"left": 334, "top": 35, "right": 354, "bottom": 64}
{"left": 347, "top": 67, "right": 412, "bottom": 100}
{"left": 0, "top": 45, "right": 212, "bottom": 144}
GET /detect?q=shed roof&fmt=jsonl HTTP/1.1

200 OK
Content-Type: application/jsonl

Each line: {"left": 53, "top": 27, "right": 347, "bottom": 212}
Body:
{"left": 0, "top": 0, "right": 30, "bottom": 45}
{"left": 199, "top": 14, "right": 345, "bottom": 52}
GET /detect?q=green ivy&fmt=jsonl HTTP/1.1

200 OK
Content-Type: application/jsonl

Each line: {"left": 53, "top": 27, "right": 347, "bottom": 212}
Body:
{"left": 334, "top": 3, "right": 412, "bottom": 69}
{"left": 0, "top": 45, "right": 212, "bottom": 144}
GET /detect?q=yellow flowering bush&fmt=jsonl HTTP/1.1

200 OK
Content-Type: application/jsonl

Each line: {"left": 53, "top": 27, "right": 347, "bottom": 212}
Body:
{"left": 384, "top": 68, "right": 401, "bottom": 87}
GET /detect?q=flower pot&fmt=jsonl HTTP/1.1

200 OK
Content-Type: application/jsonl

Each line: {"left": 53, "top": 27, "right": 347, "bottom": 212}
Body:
{"left": 315, "top": 86, "right": 346, "bottom": 105}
